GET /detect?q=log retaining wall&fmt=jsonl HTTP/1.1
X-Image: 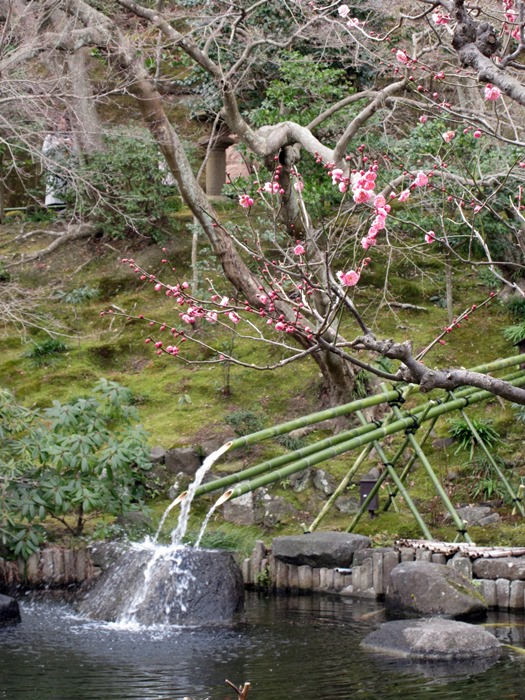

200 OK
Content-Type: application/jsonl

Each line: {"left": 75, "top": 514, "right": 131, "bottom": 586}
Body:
{"left": 0, "top": 547, "right": 95, "bottom": 594}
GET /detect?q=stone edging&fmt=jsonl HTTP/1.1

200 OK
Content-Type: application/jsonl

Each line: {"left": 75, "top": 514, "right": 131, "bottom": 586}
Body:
{"left": 244, "top": 540, "right": 525, "bottom": 610}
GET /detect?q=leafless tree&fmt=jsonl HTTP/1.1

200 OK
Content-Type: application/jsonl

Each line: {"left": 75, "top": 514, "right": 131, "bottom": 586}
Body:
{"left": 3, "top": 0, "right": 525, "bottom": 405}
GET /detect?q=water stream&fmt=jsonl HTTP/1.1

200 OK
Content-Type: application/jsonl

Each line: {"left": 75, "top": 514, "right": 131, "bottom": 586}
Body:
{"left": 154, "top": 441, "right": 231, "bottom": 545}
{"left": 2, "top": 594, "right": 525, "bottom": 700}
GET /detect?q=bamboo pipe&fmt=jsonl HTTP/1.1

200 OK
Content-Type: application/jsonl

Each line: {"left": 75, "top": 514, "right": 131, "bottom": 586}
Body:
{"left": 226, "top": 389, "right": 403, "bottom": 451}
{"left": 213, "top": 374, "right": 525, "bottom": 504}
{"left": 352, "top": 408, "right": 433, "bottom": 540}
{"left": 226, "top": 353, "right": 525, "bottom": 452}
{"left": 185, "top": 370, "right": 525, "bottom": 504}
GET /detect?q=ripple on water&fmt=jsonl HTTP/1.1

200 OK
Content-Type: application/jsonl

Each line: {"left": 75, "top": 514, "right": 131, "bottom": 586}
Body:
{"left": 0, "top": 595, "right": 524, "bottom": 700}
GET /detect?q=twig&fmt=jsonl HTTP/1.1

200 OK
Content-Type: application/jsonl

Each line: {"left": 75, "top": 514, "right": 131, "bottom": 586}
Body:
{"left": 225, "top": 679, "right": 251, "bottom": 699}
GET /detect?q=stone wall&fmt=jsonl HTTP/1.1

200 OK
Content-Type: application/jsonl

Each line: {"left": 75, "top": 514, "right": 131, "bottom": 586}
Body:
{"left": 244, "top": 539, "right": 525, "bottom": 611}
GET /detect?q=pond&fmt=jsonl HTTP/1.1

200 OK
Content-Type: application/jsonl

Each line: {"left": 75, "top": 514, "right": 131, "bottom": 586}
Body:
{"left": 2, "top": 592, "right": 525, "bottom": 700}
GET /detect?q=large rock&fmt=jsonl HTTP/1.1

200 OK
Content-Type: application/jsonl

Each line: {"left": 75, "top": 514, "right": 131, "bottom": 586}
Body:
{"left": 76, "top": 545, "right": 244, "bottom": 626}
{"left": 361, "top": 619, "right": 500, "bottom": 661}
{"left": 386, "top": 561, "right": 487, "bottom": 619}
{"left": 472, "top": 556, "right": 525, "bottom": 581}
{"left": 0, "top": 594, "right": 21, "bottom": 627}
{"left": 164, "top": 447, "right": 202, "bottom": 477}
{"left": 272, "top": 532, "right": 370, "bottom": 568}
{"left": 455, "top": 505, "right": 500, "bottom": 527}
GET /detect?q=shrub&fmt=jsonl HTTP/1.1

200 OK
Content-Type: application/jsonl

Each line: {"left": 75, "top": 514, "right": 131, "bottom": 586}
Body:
{"left": 0, "top": 379, "right": 152, "bottom": 558}
{"left": 448, "top": 417, "right": 500, "bottom": 459}
{"left": 24, "top": 338, "right": 69, "bottom": 364}
{"left": 72, "top": 128, "right": 180, "bottom": 242}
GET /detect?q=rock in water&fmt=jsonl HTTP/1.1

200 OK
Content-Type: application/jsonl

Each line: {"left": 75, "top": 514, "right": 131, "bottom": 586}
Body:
{"left": 386, "top": 560, "right": 487, "bottom": 620}
{"left": 361, "top": 618, "right": 500, "bottom": 661}
{"left": 0, "top": 594, "right": 21, "bottom": 627}
{"left": 76, "top": 545, "right": 244, "bottom": 626}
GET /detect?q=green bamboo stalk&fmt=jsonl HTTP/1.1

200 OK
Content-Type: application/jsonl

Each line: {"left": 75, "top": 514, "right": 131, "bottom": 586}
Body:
{"left": 352, "top": 409, "right": 433, "bottom": 540}
{"left": 307, "top": 443, "right": 374, "bottom": 533}
{"left": 345, "top": 469, "right": 390, "bottom": 534}
{"left": 227, "top": 389, "right": 402, "bottom": 451}
{"left": 193, "top": 421, "right": 382, "bottom": 498}
{"left": 191, "top": 370, "right": 525, "bottom": 502}
{"left": 227, "top": 355, "right": 525, "bottom": 452}
{"left": 388, "top": 402, "right": 473, "bottom": 543}
{"left": 382, "top": 412, "right": 441, "bottom": 512}
{"left": 214, "top": 374, "right": 525, "bottom": 505}
{"left": 456, "top": 404, "right": 525, "bottom": 517}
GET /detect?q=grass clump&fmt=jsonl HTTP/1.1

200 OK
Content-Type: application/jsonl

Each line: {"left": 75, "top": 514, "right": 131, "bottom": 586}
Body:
{"left": 24, "top": 338, "right": 69, "bottom": 364}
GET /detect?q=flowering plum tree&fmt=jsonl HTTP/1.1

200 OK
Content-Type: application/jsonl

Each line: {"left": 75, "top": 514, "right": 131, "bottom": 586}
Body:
{"left": 5, "top": 0, "right": 525, "bottom": 405}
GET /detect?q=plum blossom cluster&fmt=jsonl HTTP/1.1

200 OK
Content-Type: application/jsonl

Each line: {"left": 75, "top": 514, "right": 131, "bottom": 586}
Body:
{"left": 503, "top": 0, "right": 521, "bottom": 40}
{"left": 484, "top": 84, "right": 502, "bottom": 101}
{"left": 337, "top": 4, "right": 360, "bottom": 27}
{"left": 104, "top": 252, "right": 326, "bottom": 358}
{"left": 432, "top": 10, "right": 451, "bottom": 25}
{"left": 362, "top": 194, "right": 390, "bottom": 250}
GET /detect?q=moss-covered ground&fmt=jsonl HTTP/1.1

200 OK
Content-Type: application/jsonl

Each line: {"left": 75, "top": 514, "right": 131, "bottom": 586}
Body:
{"left": 1, "top": 209, "right": 525, "bottom": 555}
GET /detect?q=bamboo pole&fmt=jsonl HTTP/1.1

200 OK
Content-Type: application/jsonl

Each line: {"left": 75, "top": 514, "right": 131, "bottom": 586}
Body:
{"left": 306, "top": 443, "right": 374, "bottom": 533}
{"left": 352, "top": 409, "right": 433, "bottom": 539}
{"left": 225, "top": 354, "right": 525, "bottom": 451}
{"left": 388, "top": 402, "right": 473, "bottom": 543}
{"left": 454, "top": 402, "right": 525, "bottom": 517}
{"left": 184, "top": 370, "right": 525, "bottom": 505}
{"left": 227, "top": 389, "right": 402, "bottom": 451}
{"left": 192, "top": 421, "right": 380, "bottom": 499}
{"left": 212, "top": 374, "right": 525, "bottom": 506}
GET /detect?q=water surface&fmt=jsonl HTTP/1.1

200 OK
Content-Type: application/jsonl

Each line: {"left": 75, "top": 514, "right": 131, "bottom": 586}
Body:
{"left": 1, "top": 593, "right": 525, "bottom": 699}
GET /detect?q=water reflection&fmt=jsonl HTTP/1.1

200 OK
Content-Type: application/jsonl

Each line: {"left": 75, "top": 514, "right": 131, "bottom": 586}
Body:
{"left": 1, "top": 593, "right": 525, "bottom": 699}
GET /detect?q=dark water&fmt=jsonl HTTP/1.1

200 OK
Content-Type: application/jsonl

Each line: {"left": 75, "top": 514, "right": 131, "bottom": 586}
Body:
{"left": 1, "top": 592, "right": 525, "bottom": 700}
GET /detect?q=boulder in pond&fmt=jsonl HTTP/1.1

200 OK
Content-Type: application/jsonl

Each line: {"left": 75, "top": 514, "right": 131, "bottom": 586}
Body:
{"left": 272, "top": 532, "right": 370, "bottom": 568}
{"left": 76, "top": 544, "right": 244, "bottom": 626}
{"left": 0, "top": 594, "right": 21, "bottom": 627}
{"left": 386, "top": 560, "right": 487, "bottom": 620}
{"left": 361, "top": 618, "right": 500, "bottom": 661}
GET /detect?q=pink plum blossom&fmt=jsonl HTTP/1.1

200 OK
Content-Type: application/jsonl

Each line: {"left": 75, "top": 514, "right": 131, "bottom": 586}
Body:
{"left": 353, "top": 188, "right": 372, "bottom": 204}
{"left": 432, "top": 11, "right": 451, "bottom": 25}
{"left": 414, "top": 171, "right": 429, "bottom": 187}
{"left": 274, "top": 321, "right": 287, "bottom": 331}
{"left": 205, "top": 311, "right": 218, "bottom": 323}
{"left": 263, "top": 181, "right": 281, "bottom": 194}
{"left": 338, "top": 3, "right": 349, "bottom": 17}
{"left": 238, "top": 194, "right": 254, "bottom": 208}
{"left": 294, "top": 243, "right": 305, "bottom": 255}
{"left": 228, "top": 311, "right": 240, "bottom": 324}
{"left": 425, "top": 230, "right": 436, "bottom": 244}
{"left": 419, "top": 115, "right": 428, "bottom": 124}
{"left": 331, "top": 168, "right": 344, "bottom": 184}
{"left": 442, "top": 130, "right": 455, "bottom": 143}
{"left": 219, "top": 296, "right": 229, "bottom": 307}
{"left": 294, "top": 180, "right": 304, "bottom": 192}
{"left": 398, "top": 189, "right": 411, "bottom": 202}
{"left": 396, "top": 50, "right": 409, "bottom": 64}
{"left": 347, "top": 17, "right": 360, "bottom": 27}
{"left": 484, "top": 84, "right": 501, "bottom": 101}
{"left": 337, "top": 269, "right": 360, "bottom": 287}
{"left": 473, "top": 130, "right": 482, "bottom": 138}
